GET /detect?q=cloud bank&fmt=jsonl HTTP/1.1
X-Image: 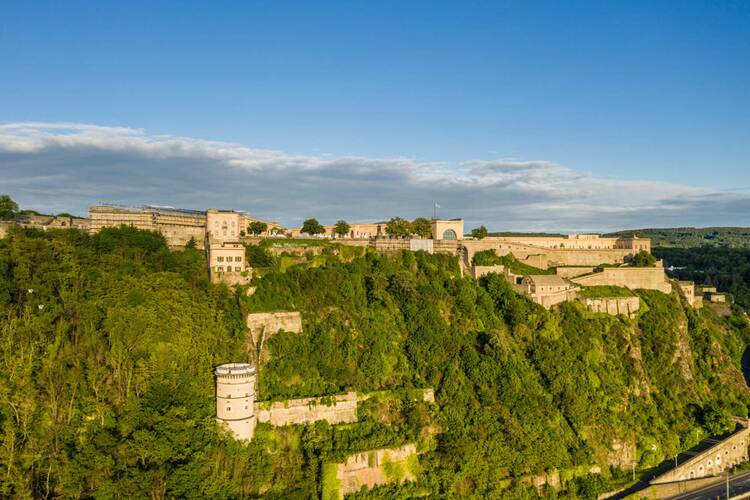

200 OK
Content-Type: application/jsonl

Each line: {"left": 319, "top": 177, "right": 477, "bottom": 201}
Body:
{"left": 1, "top": 122, "right": 748, "bottom": 232}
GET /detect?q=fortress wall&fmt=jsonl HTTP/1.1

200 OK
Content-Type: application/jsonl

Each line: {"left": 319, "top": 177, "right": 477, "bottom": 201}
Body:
{"left": 255, "top": 392, "right": 358, "bottom": 427}
{"left": 335, "top": 443, "right": 418, "bottom": 496}
{"left": 556, "top": 267, "right": 596, "bottom": 278}
{"left": 571, "top": 268, "right": 671, "bottom": 293}
{"left": 471, "top": 265, "right": 506, "bottom": 279}
{"left": 651, "top": 420, "right": 750, "bottom": 484}
{"left": 373, "top": 238, "right": 410, "bottom": 252}
{"left": 544, "top": 249, "right": 633, "bottom": 267}
{"left": 533, "top": 289, "right": 578, "bottom": 309}
{"left": 582, "top": 297, "right": 640, "bottom": 317}
{"left": 462, "top": 240, "right": 635, "bottom": 269}
{"left": 246, "top": 311, "right": 302, "bottom": 346}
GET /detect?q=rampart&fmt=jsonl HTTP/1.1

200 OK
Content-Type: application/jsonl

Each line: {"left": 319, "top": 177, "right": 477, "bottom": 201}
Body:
{"left": 246, "top": 311, "right": 303, "bottom": 346}
{"left": 471, "top": 265, "right": 506, "bottom": 279}
{"left": 331, "top": 443, "right": 419, "bottom": 497}
{"left": 556, "top": 266, "right": 597, "bottom": 278}
{"left": 582, "top": 297, "right": 640, "bottom": 317}
{"left": 462, "top": 238, "right": 642, "bottom": 269}
{"left": 570, "top": 267, "right": 671, "bottom": 293}
{"left": 650, "top": 418, "right": 750, "bottom": 484}
{"left": 255, "top": 392, "right": 358, "bottom": 427}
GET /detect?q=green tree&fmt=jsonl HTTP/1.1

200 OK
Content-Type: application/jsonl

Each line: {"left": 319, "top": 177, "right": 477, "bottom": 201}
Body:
{"left": 248, "top": 221, "right": 269, "bottom": 235}
{"left": 333, "top": 220, "right": 351, "bottom": 238}
{"left": 385, "top": 217, "right": 412, "bottom": 238}
{"left": 632, "top": 250, "right": 657, "bottom": 267}
{"left": 411, "top": 218, "right": 432, "bottom": 239}
{"left": 302, "top": 218, "right": 325, "bottom": 236}
{"left": 185, "top": 236, "right": 198, "bottom": 250}
{"left": 471, "top": 225, "right": 488, "bottom": 239}
{"left": 0, "top": 194, "right": 19, "bottom": 220}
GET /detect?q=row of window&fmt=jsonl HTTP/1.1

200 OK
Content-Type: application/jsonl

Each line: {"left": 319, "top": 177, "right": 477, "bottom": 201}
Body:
{"left": 216, "top": 256, "right": 243, "bottom": 262}
{"left": 213, "top": 220, "right": 237, "bottom": 227}
{"left": 215, "top": 266, "right": 243, "bottom": 272}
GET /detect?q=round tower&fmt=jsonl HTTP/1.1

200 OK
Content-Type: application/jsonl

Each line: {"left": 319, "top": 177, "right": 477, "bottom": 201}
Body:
{"left": 215, "top": 363, "right": 256, "bottom": 441}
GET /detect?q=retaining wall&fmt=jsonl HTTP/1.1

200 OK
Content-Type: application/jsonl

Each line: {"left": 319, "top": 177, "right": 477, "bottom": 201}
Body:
{"left": 246, "top": 311, "right": 302, "bottom": 346}
{"left": 571, "top": 267, "right": 671, "bottom": 293}
{"left": 471, "top": 265, "right": 506, "bottom": 279}
{"left": 582, "top": 297, "right": 640, "bottom": 317}
{"left": 650, "top": 420, "right": 750, "bottom": 484}
{"left": 255, "top": 392, "right": 358, "bottom": 427}
{"left": 335, "top": 444, "right": 418, "bottom": 496}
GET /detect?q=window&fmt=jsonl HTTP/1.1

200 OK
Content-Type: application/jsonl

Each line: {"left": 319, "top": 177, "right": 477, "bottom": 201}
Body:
{"left": 235, "top": 266, "right": 241, "bottom": 272}
{"left": 217, "top": 256, "right": 224, "bottom": 262}
{"left": 235, "top": 256, "right": 242, "bottom": 262}
{"left": 442, "top": 229, "right": 457, "bottom": 240}
{"left": 217, "top": 266, "right": 223, "bottom": 272}
{"left": 226, "top": 407, "right": 231, "bottom": 412}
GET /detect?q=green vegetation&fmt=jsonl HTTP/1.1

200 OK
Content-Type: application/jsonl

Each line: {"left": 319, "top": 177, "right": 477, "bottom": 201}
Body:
{"left": 334, "top": 220, "right": 351, "bottom": 238}
{"left": 248, "top": 221, "right": 268, "bottom": 235}
{"left": 609, "top": 227, "right": 750, "bottom": 249}
{"left": 302, "top": 218, "right": 326, "bottom": 235}
{"left": 3, "top": 225, "right": 750, "bottom": 498}
{"left": 655, "top": 246, "right": 750, "bottom": 309}
{"left": 578, "top": 285, "right": 635, "bottom": 298}
{"left": 630, "top": 250, "right": 657, "bottom": 267}
{"left": 385, "top": 217, "right": 412, "bottom": 238}
{"left": 0, "top": 194, "right": 19, "bottom": 220}
{"left": 410, "top": 218, "right": 432, "bottom": 239}
{"left": 472, "top": 249, "right": 555, "bottom": 275}
{"left": 471, "top": 225, "right": 488, "bottom": 239}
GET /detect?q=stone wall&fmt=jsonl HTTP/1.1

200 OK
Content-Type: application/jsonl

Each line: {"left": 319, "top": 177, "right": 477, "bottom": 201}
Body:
{"left": 556, "top": 266, "right": 596, "bottom": 278}
{"left": 639, "top": 476, "right": 723, "bottom": 499}
{"left": 0, "top": 222, "right": 11, "bottom": 239}
{"left": 651, "top": 419, "right": 750, "bottom": 484}
{"left": 471, "top": 265, "right": 506, "bottom": 279}
{"left": 333, "top": 443, "right": 419, "bottom": 497}
{"left": 582, "top": 297, "right": 640, "bottom": 317}
{"left": 571, "top": 267, "right": 671, "bottom": 293}
{"left": 255, "top": 392, "right": 358, "bottom": 427}
{"left": 462, "top": 239, "right": 638, "bottom": 269}
{"left": 246, "top": 311, "right": 303, "bottom": 346}
{"left": 532, "top": 289, "right": 578, "bottom": 309}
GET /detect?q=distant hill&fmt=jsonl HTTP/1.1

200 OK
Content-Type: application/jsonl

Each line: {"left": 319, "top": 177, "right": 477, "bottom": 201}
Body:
{"left": 607, "top": 227, "right": 750, "bottom": 248}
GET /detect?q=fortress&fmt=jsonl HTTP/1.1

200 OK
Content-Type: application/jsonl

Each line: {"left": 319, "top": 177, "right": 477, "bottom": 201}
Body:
{"left": 3, "top": 201, "right": 701, "bottom": 308}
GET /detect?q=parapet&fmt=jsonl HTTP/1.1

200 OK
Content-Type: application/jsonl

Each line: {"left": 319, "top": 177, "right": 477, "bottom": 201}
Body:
{"left": 216, "top": 363, "right": 256, "bottom": 377}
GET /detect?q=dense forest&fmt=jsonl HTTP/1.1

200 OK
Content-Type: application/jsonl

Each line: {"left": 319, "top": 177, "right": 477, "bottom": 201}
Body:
{"left": 2, "top": 226, "right": 750, "bottom": 498}
{"left": 608, "top": 227, "right": 750, "bottom": 249}
{"left": 656, "top": 246, "right": 750, "bottom": 310}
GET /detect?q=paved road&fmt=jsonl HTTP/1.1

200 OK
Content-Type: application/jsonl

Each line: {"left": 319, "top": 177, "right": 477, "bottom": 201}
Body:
{"left": 669, "top": 470, "right": 750, "bottom": 499}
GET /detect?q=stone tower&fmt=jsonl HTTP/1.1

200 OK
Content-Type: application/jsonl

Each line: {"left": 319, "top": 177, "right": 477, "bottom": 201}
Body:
{"left": 215, "top": 363, "right": 257, "bottom": 441}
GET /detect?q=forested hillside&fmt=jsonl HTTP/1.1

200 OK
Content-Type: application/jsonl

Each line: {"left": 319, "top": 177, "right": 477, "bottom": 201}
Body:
{"left": 655, "top": 246, "right": 750, "bottom": 310}
{"left": 2, "top": 227, "right": 750, "bottom": 498}
{"left": 608, "top": 227, "right": 750, "bottom": 249}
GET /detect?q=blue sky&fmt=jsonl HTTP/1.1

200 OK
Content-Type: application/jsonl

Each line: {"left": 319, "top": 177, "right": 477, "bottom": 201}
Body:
{"left": 1, "top": 1, "right": 749, "bottom": 231}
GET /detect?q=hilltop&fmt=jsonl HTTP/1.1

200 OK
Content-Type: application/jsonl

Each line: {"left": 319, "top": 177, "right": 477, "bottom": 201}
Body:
{"left": 2, "top": 225, "right": 750, "bottom": 498}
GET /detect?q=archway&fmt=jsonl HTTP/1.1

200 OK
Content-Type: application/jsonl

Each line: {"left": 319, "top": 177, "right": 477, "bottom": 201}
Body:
{"left": 443, "top": 229, "right": 457, "bottom": 240}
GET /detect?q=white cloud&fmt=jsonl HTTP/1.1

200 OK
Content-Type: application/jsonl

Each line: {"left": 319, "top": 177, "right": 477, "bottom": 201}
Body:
{"left": 0, "top": 121, "right": 747, "bottom": 232}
